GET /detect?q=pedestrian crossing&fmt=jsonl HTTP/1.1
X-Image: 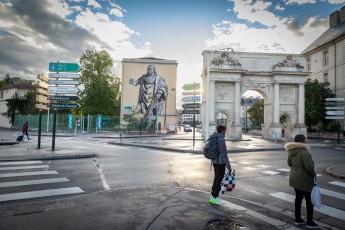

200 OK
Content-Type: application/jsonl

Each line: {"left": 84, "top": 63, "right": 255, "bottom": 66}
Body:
{"left": 0, "top": 160, "right": 84, "bottom": 203}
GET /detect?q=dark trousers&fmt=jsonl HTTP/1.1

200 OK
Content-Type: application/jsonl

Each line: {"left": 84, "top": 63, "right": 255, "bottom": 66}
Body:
{"left": 211, "top": 164, "right": 225, "bottom": 198}
{"left": 294, "top": 188, "right": 314, "bottom": 222}
{"left": 23, "top": 131, "right": 29, "bottom": 139}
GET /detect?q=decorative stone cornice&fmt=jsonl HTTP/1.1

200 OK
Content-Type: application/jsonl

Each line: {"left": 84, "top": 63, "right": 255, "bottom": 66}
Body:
{"left": 272, "top": 55, "right": 304, "bottom": 71}
{"left": 211, "top": 52, "right": 242, "bottom": 68}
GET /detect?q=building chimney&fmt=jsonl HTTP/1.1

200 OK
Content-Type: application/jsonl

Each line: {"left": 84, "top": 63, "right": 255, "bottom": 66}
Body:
{"left": 340, "top": 5, "right": 345, "bottom": 23}
{"left": 329, "top": 10, "right": 340, "bottom": 28}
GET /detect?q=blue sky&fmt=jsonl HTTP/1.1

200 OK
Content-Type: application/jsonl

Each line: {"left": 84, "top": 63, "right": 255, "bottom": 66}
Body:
{"left": 0, "top": 0, "right": 344, "bottom": 103}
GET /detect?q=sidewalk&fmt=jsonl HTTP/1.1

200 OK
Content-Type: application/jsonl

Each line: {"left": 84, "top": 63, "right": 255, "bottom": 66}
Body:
{"left": 0, "top": 129, "right": 344, "bottom": 229}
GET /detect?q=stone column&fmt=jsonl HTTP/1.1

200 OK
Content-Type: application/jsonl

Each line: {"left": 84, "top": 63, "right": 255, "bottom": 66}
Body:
{"left": 210, "top": 80, "right": 216, "bottom": 124}
{"left": 273, "top": 82, "right": 279, "bottom": 125}
{"left": 234, "top": 81, "right": 241, "bottom": 124}
{"left": 298, "top": 83, "right": 305, "bottom": 125}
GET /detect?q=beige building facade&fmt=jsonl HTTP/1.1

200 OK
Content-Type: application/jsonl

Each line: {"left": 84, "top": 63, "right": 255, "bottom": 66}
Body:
{"left": 121, "top": 57, "right": 178, "bottom": 130}
{"left": 201, "top": 51, "right": 309, "bottom": 140}
{"left": 302, "top": 5, "right": 345, "bottom": 126}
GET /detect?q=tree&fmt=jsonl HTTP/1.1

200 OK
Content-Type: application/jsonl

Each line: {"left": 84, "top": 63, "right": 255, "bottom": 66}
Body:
{"left": 305, "top": 78, "right": 335, "bottom": 131}
{"left": 79, "top": 49, "right": 121, "bottom": 116}
{"left": 247, "top": 99, "right": 264, "bottom": 129}
{"left": 2, "top": 91, "right": 35, "bottom": 126}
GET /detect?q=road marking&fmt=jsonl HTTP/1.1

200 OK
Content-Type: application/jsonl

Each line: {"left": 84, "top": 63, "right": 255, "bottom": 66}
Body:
{"left": 238, "top": 161, "right": 251, "bottom": 164}
{"left": 262, "top": 171, "right": 280, "bottom": 175}
{"left": 276, "top": 168, "right": 290, "bottom": 172}
{"left": 0, "top": 161, "right": 43, "bottom": 166}
{"left": 222, "top": 200, "right": 294, "bottom": 228}
{"left": 0, "top": 165, "right": 49, "bottom": 171}
{"left": 0, "top": 178, "right": 69, "bottom": 188}
{"left": 0, "top": 187, "right": 84, "bottom": 202}
{"left": 93, "top": 159, "right": 110, "bottom": 190}
{"left": 257, "top": 165, "right": 271, "bottom": 168}
{"left": 0, "top": 171, "right": 58, "bottom": 178}
{"left": 329, "top": 181, "right": 345, "bottom": 188}
{"left": 242, "top": 167, "right": 257, "bottom": 170}
{"left": 269, "top": 192, "right": 345, "bottom": 221}
{"left": 319, "top": 188, "right": 345, "bottom": 201}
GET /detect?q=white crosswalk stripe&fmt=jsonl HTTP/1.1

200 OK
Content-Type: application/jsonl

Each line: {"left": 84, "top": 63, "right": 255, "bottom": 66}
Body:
{"left": 329, "top": 181, "right": 345, "bottom": 188}
{"left": 269, "top": 191, "right": 345, "bottom": 221}
{"left": 0, "top": 161, "right": 84, "bottom": 202}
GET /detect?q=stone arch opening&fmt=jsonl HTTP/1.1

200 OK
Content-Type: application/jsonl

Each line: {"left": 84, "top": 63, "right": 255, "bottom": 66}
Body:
{"left": 280, "top": 112, "right": 293, "bottom": 139}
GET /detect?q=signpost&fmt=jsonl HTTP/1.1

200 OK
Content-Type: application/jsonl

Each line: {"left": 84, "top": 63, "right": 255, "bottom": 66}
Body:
{"left": 183, "top": 110, "right": 200, "bottom": 114}
{"left": 182, "top": 91, "right": 200, "bottom": 96}
{"left": 325, "top": 98, "right": 344, "bottom": 144}
{"left": 48, "top": 73, "right": 81, "bottom": 79}
{"left": 47, "top": 95, "right": 80, "bottom": 101}
{"left": 49, "top": 63, "right": 81, "bottom": 72}
{"left": 182, "top": 103, "right": 200, "bottom": 109}
{"left": 182, "top": 96, "right": 200, "bottom": 102}
{"left": 48, "top": 80, "right": 80, "bottom": 85}
{"left": 48, "top": 103, "right": 80, "bottom": 109}
{"left": 48, "top": 86, "right": 80, "bottom": 94}
{"left": 182, "top": 83, "right": 200, "bottom": 91}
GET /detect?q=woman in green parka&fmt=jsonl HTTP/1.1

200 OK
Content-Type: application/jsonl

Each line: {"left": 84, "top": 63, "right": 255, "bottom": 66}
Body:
{"left": 285, "top": 134, "right": 318, "bottom": 229}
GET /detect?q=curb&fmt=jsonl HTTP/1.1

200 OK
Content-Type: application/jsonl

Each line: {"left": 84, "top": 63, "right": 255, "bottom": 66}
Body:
{"left": 324, "top": 165, "right": 345, "bottom": 179}
{"left": 0, "top": 153, "right": 97, "bottom": 162}
{"left": 0, "top": 141, "right": 18, "bottom": 146}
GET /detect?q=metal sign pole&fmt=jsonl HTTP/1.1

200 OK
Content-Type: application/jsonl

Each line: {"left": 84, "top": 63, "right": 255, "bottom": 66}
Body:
{"left": 193, "top": 82, "right": 196, "bottom": 148}
{"left": 52, "top": 109, "right": 57, "bottom": 151}
{"left": 38, "top": 110, "right": 42, "bottom": 149}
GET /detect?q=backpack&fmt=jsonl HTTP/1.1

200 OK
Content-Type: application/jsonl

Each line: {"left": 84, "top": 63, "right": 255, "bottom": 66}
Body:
{"left": 16, "top": 135, "right": 23, "bottom": 142}
{"left": 203, "top": 137, "right": 219, "bottom": 160}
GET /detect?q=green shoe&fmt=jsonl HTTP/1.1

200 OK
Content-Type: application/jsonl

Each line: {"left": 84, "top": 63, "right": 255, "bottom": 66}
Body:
{"left": 209, "top": 195, "right": 221, "bottom": 205}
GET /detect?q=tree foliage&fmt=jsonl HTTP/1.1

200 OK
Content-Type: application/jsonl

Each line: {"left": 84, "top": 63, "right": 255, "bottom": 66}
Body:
{"left": 2, "top": 91, "right": 35, "bottom": 126}
{"left": 247, "top": 99, "right": 264, "bottom": 127}
{"left": 305, "top": 78, "right": 335, "bottom": 130}
{"left": 79, "top": 49, "right": 121, "bottom": 115}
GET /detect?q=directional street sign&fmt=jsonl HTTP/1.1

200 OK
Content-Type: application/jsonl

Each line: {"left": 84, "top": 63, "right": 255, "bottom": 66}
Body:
{"left": 48, "top": 103, "right": 80, "bottom": 109}
{"left": 182, "top": 96, "right": 201, "bottom": 102}
{"left": 47, "top": 95, "right": 80, "bottom": 101}
{"left": 326, "top": 116, "right": 344, "bottom": 120}
{"left": 325, "top": 107, "right": 344, "bottom": 110}
{"left": 326, "top": 98, "right": 345, "bottom": 101}
{"left": 182, "top": 91, "right": 200, "bottom": 96}
{"left": 48, "top": 80, "right": 80, "bottom": 85}
{"left": 182, "top": 103, "right": 200, "bottom": 109}
{"left": 182, "top": 83, "right": 200, "bottom": 91}
{"left": 183, "top": 109, "right": 200, "bottom": 114}
{"left": 49, "top": 63, "right": 81, "bottom": 72}
{"left": 48, "top": 86, "right": 79, "bottom": 94}
{"left": 326, "top": 111, "right": 344, "bottom": 116}
{"left": 48, "top": 73, "right": 81, "bottom": 79}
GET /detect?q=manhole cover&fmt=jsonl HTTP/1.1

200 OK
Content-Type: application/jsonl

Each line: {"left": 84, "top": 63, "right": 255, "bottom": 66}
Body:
{"left": 207, "top": 220, "right": 248, "bottom": 230}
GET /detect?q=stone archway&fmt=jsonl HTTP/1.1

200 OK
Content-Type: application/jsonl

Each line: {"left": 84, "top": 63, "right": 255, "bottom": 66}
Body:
{"left": 201, "top": 51, "right": 309, "bottom": 140}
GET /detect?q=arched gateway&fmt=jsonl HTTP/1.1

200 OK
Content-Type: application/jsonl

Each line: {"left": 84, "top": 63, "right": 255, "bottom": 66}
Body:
{"left": 201, "top": 51, "right": 309, "bottom": 140}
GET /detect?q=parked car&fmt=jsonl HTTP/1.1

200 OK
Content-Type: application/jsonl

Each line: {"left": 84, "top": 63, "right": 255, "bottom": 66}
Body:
{"left": 184, "top": 125, "right": 192, "bottom": 132}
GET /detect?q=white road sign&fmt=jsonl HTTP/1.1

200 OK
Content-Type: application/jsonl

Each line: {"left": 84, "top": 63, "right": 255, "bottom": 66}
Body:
{"left": 326, "top": 98, "right": 345, "bottom": 101}
{"left": 326, "top": 111, "right": 344, "bottom": 115}
{"left": 48, "top": 86, "right": 80, "bottom": 94}
{"left": 182, "top": 96, "right": 201, "bottom": 102}
{"left": 326, "top": 116, "right": 344, "bottom": 119}
{"left": 48, "top": 80, "right": 80, "bottom": 85}
{"left": 325, "top": 107, "right": 345, "bottom": 110}
{"left": 48, "top": 73, "right": 81, "bottom": 79}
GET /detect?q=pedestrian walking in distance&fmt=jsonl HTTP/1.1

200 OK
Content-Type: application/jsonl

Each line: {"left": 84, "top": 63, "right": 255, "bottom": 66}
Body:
{"left": 22, "top": 121, "right": 31, "bottom": 140}
{"left": 209, "top": 125, "right": 231, "bottom": 205}
{"left": 285, "top": 134, "right": 318, "bottom": 229}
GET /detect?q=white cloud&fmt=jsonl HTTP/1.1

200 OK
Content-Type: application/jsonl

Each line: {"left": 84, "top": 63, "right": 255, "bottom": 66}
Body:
{"left": 284, "top": 0, "right": 317, "bottom": 5}
{"left": 206, "top": 14, "right": 328, "bottom": 54}
{"left": 327, "top": 0, "right": 345, "bottom": 4}
{"left": 46, "top": 0, "right": 72, "bottom": 18}
{"left": 110, "top": 8, "right": 124, "bottom": 17}
{"left": 230, "top": 0, "right": 286, "bottom": 27}
{"left": 88, "top": 0, "right": 101, "bottom": 9}
{"left": 275, "top": 5, "right": 285, "bottom": 10}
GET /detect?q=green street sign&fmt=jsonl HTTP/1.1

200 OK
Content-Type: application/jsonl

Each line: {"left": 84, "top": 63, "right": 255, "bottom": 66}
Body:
{"left": 123, "top": 106, "right": 133, "bottom": 110}
{"left": 48, "top": 103, "right": 80, "bottom": 109}
{"left": 183, "top": 109, "right": 200, "bottom": 114}
{"left": 182, "top": 83, "right": 200, "bottom": 91}
{"left": 49, "top": 62, "right": 81, "bottom": 72}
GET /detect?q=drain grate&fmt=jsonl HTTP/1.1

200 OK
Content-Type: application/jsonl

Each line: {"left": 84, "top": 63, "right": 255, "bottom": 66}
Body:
{"left": 207, "top": 219, "right": 249, "bottom": 230}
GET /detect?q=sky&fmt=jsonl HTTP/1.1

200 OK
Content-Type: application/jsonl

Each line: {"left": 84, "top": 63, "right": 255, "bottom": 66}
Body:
{"left": 0, "top": 0, "right": 344, "bottom": 106}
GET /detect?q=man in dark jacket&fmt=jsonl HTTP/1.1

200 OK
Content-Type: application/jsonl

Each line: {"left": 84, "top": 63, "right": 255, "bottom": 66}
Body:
{"left": 209, "top": 125, "right": 231, "bottom": 205}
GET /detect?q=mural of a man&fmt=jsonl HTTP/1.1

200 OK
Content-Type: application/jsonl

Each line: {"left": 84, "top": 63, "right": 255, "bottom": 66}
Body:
{"left": 129, "top": 65, "right": 168, "bottom": 119}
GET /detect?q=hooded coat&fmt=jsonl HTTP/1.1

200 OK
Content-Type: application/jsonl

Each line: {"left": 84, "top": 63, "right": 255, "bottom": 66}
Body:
{"left": 209, "top": 132, "right": 231, "bottom": 168}
{"left": 285, "top": 142, "right": 316, "bottom": 192}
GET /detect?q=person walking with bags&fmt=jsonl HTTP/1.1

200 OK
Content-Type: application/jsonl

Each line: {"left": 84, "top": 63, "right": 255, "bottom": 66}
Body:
{"left": 285, "top": 134, "right": 318, "bottom": 229}
{"left": 22, "top": 121, "right": 31, "bottom": 140}
{"left": 208, "top": 125, "right": 231, "bottom": 205}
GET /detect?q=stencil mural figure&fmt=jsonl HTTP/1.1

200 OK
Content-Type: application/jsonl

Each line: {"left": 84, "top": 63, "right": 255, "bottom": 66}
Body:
{"left": 129, "top": 65, "right": 168, "bottom": 120}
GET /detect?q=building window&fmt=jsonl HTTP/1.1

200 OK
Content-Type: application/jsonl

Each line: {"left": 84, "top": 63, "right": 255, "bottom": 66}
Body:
{"left": 323, "top": 50, "right": 328, "bottom": 66}
{"left": 324, "top": 73, "right": 328, "bottom": 82}
{"left": 307, "top": 58, "right": 311, "bottom": 71}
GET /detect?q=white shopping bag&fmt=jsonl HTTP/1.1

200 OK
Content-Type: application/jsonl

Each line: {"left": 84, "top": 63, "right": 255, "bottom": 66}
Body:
{"left": 311, "top": 179, "right": 322, "bottom": 208}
